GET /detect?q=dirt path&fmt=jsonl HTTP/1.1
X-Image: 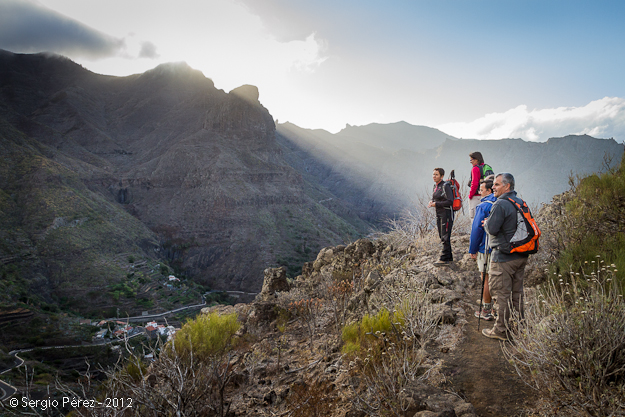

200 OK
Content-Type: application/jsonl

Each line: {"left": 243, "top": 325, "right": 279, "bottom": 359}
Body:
{"left": 442, "top": 295, "right": 539, "bottom": 417}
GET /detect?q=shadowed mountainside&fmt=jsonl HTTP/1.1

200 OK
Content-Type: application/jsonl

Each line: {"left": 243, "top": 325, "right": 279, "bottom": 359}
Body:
{"left": 0, "top": 50, "right": 371, "bottom": 314}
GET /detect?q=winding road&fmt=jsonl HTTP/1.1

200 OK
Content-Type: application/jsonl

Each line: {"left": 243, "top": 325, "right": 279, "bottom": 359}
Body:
{"left": 0, "top": 351, "right": 22, "bottom": 400}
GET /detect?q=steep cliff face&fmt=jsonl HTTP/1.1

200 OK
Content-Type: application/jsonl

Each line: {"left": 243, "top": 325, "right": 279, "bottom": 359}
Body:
{"left": 0, "top": 51, "right": 368, "bottom": 302}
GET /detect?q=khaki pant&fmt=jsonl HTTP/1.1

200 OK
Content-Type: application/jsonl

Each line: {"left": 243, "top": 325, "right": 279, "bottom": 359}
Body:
{"left": 477, "top": 251, "right": 490, "bottom": 273}
{"left": 468, "top": 195, "right": 481, "bottom": 219}
{"left": 488, "top": 257, "right": 528, "bottom": 335}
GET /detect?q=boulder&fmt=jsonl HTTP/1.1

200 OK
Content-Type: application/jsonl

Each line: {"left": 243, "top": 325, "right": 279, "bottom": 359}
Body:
{"left": 258, "top": 267, "right": 290, "bottom": 301}
{"left": 364, "top": 271, "right": 382, "bottom": 293}
{"left": 429, "top": 288, "right": 462, "bottom": 304}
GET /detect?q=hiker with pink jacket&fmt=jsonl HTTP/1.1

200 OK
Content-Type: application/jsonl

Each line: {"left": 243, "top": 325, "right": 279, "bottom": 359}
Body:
{"left": 468, "top": 151, "right": 494, "bottom": 219}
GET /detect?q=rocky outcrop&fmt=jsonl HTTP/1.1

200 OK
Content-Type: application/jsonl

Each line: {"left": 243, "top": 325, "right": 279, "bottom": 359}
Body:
{"left": 257, "top": 267, "right": 290, "bottom": 301}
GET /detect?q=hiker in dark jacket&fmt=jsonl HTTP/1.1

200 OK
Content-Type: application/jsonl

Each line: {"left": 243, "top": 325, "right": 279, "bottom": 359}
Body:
{"left": 428, "top": 168, "right": 454, "bottom": 266}
{"left": 482, "top": 172, "right": 529, "bottom": 341}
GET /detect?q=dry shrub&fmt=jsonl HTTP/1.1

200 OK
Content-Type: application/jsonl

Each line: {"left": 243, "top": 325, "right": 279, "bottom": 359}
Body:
{"left": 369, "top": 274, "right": 439, "bottom": 348}
{"left": 504, "top": 263, "right": 625, "bottom": 416}
{"left": 286, "top": 378, "right": 338, "bottom": 417}
{"left": 41, "top": 314, "right": 243, "bottom": 417}
{"left": 379, "top": 186, "right": 472, "bottom": 256}
{"left": 379, "top": 190, "right": 438, "bottom": 250}
{"left": 45, "top": 341, "right": 226, "bottom": 417}
{"left": 345, "top": 280, "right": 442, "bottom": 416}
{"left": 289, "top": 298, "right": 323, "bottom": 353}
{"left": 328, "top": 278, "right": 354, "bottom": 333}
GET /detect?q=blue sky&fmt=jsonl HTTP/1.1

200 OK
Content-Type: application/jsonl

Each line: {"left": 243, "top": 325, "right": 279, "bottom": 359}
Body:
{"left": 1, "top": 0, "right": 624, "bottom": 141}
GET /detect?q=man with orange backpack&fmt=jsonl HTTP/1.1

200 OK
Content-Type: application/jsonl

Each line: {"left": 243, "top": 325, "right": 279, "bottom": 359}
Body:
{"left": 428, "top": 168, "right": 454, "bottom": 266}
{"left": 482, "top": 172, "right": 540, "bottom": 341}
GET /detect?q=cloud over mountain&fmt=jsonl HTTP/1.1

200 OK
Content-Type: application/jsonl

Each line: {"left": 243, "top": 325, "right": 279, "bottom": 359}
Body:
{"left": 0, "top": 0, "right": 124, "bottom": 59}
{"left": 438, "top": 97, "right": 625, "bottom": 142}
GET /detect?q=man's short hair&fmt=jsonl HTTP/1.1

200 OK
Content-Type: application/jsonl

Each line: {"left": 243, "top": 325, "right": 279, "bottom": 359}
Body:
{"left": 434, "top": 167, "right": 445, "bottom": 177}
{"left": 496, "top": 172, "right": 515, "bottom": 190}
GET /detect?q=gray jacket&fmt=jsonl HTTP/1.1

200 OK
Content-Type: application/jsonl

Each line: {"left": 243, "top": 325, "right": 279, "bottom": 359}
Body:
{"left": 484, "top": 190, "right": 529, "bottom": 262}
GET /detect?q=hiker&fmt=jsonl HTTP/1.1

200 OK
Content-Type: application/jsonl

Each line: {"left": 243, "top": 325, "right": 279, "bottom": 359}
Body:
{"left": 469, "top": 176, "right": 496, "bottom": 321}
{"left": 468, "top": 152, "right": 493, "bottom": 219}
{"left": 428, "top": 168, "right": 454, "bottom": 266}
{"left": 482, "top": 173, "right": 529, "bottom": 340}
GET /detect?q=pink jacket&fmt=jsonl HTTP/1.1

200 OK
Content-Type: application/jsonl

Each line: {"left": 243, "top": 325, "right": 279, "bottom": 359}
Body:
{"left": 469, "top": 165, "right": 481, "bottom": 198}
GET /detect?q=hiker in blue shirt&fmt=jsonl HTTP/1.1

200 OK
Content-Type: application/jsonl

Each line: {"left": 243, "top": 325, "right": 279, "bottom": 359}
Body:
{"left": 469, "top": 176, "right": 496, "bottom": 320}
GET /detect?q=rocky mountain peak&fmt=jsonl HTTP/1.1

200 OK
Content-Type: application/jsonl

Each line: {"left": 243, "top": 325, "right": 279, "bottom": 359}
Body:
{"left": 230, "top": 84, "right": 260, "bottom": 104}
{"left": 138, "top": 61, "right": 215, "bottom": 89}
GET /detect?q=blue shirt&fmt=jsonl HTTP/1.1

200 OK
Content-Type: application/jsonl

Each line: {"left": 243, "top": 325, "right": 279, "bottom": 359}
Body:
{"left": 469, "top": 193, "right": 497, "bottom": 254}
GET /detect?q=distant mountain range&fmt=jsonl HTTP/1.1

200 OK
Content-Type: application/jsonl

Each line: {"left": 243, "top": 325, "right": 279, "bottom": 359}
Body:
{"left": 0, "top": 50, "right": 622, "bottom": 315}
{"left": 277, "top": 122, "right": 624, "bottom": 215}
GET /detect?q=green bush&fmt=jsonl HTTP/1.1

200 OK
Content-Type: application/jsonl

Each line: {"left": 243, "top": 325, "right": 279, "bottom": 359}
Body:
{"left": 551, "top": 158, "right": 625, "bottom": 285}
{"left": 123, "top": 358, "right": 148, "bottom": 382}
{"left": 168, "top": 312, "right": 240, "bottom": 361}
{"left": 341, "top": 308, "right": 398, "bottom": 358}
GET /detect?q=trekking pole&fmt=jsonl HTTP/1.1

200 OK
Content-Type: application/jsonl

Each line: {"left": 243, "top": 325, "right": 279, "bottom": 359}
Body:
{"left": 478, "top": 233, "right": 489, "bottom": 331}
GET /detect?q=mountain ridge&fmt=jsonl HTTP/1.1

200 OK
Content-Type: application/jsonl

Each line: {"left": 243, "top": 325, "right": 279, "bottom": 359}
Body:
{"left": 0, "top": 50, "right": 369, "bottom": 317}
{"left": 1, "top": 49, "right": 623, "bottom": 317}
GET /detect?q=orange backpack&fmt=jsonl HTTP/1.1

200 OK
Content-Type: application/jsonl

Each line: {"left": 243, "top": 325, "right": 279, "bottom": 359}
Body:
{"left": 504, "top": 197, "right": 541, "bottom": 254}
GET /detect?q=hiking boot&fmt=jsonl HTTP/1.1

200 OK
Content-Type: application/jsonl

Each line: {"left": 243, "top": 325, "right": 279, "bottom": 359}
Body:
{"left": 433, "top": 260, "right": 451, "bottom": 267}
{"left": 474, "top": 309, "right": 494, "bottom": 321}
{"left": 482, "top": 328, "right": 507, "bottom": 341}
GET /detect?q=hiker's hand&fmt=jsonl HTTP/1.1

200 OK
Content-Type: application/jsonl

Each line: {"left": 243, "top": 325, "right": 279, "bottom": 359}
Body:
{"left": 428, "top": 201, "right": 435, "bottom": 208}
{"left": 470, "top": 253, "right": 477, "bottom": 259}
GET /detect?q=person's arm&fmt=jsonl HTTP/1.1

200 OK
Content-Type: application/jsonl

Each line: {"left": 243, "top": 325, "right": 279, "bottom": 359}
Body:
{"left": 484, "top": 202, "right": 504, "bottom": 236}
{"left": 469, "top": 206, "right": 485, "bottom": 254}
{"left": 469, "top": 165, "right": 480, "bottom": 198}
{"left": 428, "top": 184, "right": 436, "bottom": 207}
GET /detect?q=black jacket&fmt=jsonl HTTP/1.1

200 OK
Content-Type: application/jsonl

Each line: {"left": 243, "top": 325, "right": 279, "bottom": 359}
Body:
{"left": 432, "top": 181, "right": 453, "bottom": 217}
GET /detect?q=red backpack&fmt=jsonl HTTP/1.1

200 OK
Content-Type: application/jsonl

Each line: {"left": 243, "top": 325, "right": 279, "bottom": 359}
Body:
{"left": 446, "top": 170, "right": 462, "bottom": 212}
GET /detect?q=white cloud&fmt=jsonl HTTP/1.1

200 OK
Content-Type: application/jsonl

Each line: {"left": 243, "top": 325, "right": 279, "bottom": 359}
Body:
{"left": 438, "top": 97, "right": 625, "bottom": 142}
{"left": 287, "top": 33, "right": 327, "bottom": 72}
{"left": 29, "top": 0, "right": 328, "bottom": 93}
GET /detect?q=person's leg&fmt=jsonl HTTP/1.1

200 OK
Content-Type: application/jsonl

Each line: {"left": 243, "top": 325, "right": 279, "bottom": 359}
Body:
{"left": 477, "top": 252, "right": 491, "bottom": 303}
{"left": 487, "top": 260, "right": 512, "bottom": 336}
{"left": 469, "top": 195, "right": 481, "bottom": 219}
{"left": 441, "top": 211, "right": 453, "bottom": 261}
{"left": 510, "top": 258, "right": 528, "bottom": 322}
{"left": 483, "top": 273, "right": 491, "bottom": 303}
{"left": 436, "top": 215, "right": 444, "bottom": 261}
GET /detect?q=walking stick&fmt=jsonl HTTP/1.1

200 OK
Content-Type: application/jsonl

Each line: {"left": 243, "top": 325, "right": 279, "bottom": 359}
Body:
{"left": 478, "top": 233, "right": 490, "bottom": 331}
